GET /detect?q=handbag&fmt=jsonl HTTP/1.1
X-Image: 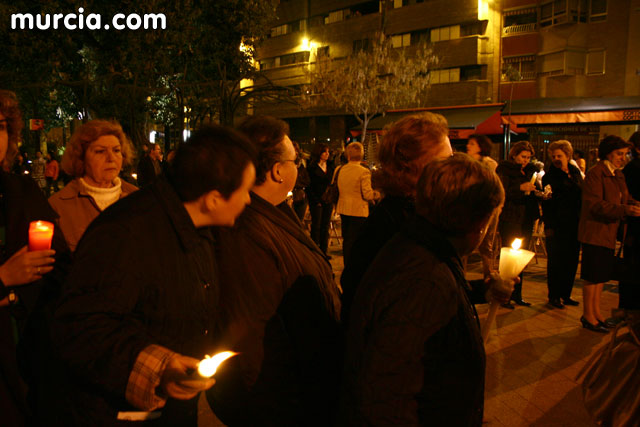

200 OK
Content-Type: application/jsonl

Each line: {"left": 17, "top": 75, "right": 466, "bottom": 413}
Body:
{"left": 577, "top": 312, "right": 640, "bottom": 426}
{"left": 321, "top": 166, "right": 342, "bottom": 205}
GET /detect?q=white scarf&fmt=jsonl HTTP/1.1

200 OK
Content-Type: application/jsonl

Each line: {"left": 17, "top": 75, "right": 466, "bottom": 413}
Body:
{"left": 80, "top": 177, "right": 122, "bottom": 211}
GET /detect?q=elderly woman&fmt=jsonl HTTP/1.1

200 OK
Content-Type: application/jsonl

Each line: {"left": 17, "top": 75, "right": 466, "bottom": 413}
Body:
{"left": 306, "top": 143, "right": 335, "bottom": 257}
{"left": 0, "top": 90, "right": 68, "bottom": 425}
{"left": 496, "top": 141, "right": 539, "bottom": 308}
{"left": 578, "top": 136, "right": 640, "bottom": 332}
{"left": 48, "top": 120, "right": 137, "bottom": 251}
{"left": 542, "top": 140, "right": 583, "bottom": 309}
{"left": 336, "top": 142, "right": 379, "bottom": 266}
{"left": 209, "top": 116, "right": 342, "bottom": 425}
{"left": 340, "top": 112, "right": 452, "bottom": 324}
{"left": 342, "top": 154, "right": 509, "bottom": 425}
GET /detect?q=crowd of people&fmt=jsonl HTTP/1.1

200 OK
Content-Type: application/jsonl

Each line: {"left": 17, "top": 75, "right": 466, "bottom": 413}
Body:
{"left": 1, "top": 86, "right": 638, "bottom": 426}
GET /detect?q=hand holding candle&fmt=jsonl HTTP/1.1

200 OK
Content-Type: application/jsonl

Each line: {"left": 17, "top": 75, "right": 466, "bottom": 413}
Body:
{"left": 197, "top": 351, "right": 238, "bottom": 378}
{"left": 29, "top": 221, "right": 54, "bottom": 251}
{"left": 482, "top": 239, "right": 535, "bottom": 343}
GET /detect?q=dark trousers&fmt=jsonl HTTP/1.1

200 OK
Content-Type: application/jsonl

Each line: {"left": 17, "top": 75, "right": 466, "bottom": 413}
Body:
{"left": 293, "top": 199, "right": 308, "bottom": 222}
{"left": 546, "top": 230, "right": 580, "bottom": 301}
{"left": 340, "top": 215, "right": 367, "bottom": 267}
{"left": 499, "top": 220, "right": 533, "bottom": 301}
{"left": 310, "top": 202, "right": 333, "bottom": 254}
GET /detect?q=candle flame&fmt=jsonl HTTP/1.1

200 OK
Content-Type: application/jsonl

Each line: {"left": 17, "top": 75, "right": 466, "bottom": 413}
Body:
{"left": 511, "top": 238, "right": 522, "bottom": 250}
{"left": 197, "top": 351, "right": 238, "bottom": 378}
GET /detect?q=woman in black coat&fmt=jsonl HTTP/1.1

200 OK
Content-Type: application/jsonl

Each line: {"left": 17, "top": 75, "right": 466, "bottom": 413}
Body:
{"left": 542, "top": 140, "right": 583, "bottom": 309}
{"left": 342, "top": 154, "right": 511, "bottom": 426}
{"left": 0, "top": 90, "right": 68, "bottom": 426}
{"left": 496, "top": 141, "right": 539, "bottom": 308}
{"left": 306, "top": 143, "right": 334, "bottom": 257}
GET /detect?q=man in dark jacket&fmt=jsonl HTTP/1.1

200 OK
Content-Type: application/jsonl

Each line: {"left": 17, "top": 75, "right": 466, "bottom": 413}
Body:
{"left": 542, "top": 140, "right": 583, "bottom": 309}
{"left": 46, "top": 126, "right": 256, "bottom": 426}
{"left": 342, "top": 154, "right": 512, "bottom": 426}
{"left": 137, "top": 143, "right": 163, "bottom": 187}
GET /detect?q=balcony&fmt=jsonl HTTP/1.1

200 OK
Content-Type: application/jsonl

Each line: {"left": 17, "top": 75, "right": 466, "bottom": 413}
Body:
{"left": 503, "top": 23, "right": 537, "bottom": 36}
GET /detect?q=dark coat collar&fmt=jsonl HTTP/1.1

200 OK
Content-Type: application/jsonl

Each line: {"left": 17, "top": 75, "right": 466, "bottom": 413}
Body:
{"left": 151, "top": 178, "right": 212, "bottom": 251}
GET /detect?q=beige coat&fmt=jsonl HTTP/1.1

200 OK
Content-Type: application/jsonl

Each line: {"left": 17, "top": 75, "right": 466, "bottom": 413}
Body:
{"left": 48, "top": 178, "right": 137, "bottom": 251}
{"left": 335, "top": 162, "right": 377, "bottom": 217}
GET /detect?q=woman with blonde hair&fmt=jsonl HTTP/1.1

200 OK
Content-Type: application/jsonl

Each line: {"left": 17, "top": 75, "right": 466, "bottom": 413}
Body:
{"left": 335, "top": 142, "right": 379, "bottom": 265}
{"left": 49, "top": 120, "right": 137, "bottom": 251}
{"left": 340, "top": 112, "right": 452, "bottom": 324}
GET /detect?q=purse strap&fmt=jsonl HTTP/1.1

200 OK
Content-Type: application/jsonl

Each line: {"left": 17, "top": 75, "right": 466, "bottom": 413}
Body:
{"left": 331, "top": 165, "right": 343, "bottom": 185}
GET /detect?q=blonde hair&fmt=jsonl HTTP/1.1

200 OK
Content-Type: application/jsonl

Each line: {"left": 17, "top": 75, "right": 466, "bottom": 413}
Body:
{"left": 61, "top": 120, "right": 135, "bottom": 177}
{"left": 547, "top": 140, "right": 573, "bottom": 160}
{"left": 346, "top": 142, "right": 364, "bottom": 161}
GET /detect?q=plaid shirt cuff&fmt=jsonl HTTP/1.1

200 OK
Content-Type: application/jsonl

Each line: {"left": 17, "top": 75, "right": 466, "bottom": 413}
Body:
{"left": 125, "top": 344, "right": 176, "bottom": 411}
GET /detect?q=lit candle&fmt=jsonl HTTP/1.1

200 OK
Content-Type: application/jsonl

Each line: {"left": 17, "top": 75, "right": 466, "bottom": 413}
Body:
{"left": 28, "top": 221, "right": 54, "bottom": 251}
{"left": 498, "top": 238, "right": 535, "bottom": 280}
{"left": 197, "top": 351, "right": 238, "bottom": 378}
{"left": 525, "top": 172, "right": 537, "bottom": 195}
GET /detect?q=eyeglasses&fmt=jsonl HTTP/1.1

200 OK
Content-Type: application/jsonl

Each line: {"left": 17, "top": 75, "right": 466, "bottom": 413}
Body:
{"left": 280, "top": 153, "right": 301, "bottom": 165}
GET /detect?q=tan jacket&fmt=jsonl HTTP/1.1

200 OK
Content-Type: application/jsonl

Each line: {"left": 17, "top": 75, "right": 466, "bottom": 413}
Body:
{"left": 48, "top": 178, "right": 137, "bottom": 251}
{"left": 335, "top": 163, "right": 377, "bottom": 217}
{"left": 578, "top": 161, "right": 631, "bottom": 249}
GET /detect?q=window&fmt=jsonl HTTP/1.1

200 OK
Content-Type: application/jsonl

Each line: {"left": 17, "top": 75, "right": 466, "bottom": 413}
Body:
{"left": 316, "top": 46, "right": 330, "bottom": 58}
{"left": 503, "top": 56, "right": 537, "bottom": 80}
{"left": 590, "top": 0, "right": 607, "bottom": 22}
{"left": 461, "top": 21, "right": 486, "bottom": 37}
{"left": 431, "top": 25, "right": 460, "bottom": 42}
{"left": 431, "top": 68, "right": 460, "bottom": 84}
{"left": 586, "top": 49, "right": 605, "bottom": 74}
{"left": 411, "top": 29, "right": 430, "bottom": 44}
{"left": 460, "top": 65, "right": 485, "bottom": 81}
{"left": 259, "top": 58, "right": 276, "bottom": 70}
{"left": 503, "top": 8, "right": 537, "bottom": 34}
{"left": 270, "top": 24, "right": 290, "bottom": 37}
{"left": 391, "top": 33, "right": 411, "bottom": 48}
{"left": 279, "top": 51, "right": 310, "bottom": 66}
{"left": 353, "top": 38, "right": 371, "bottom": 53}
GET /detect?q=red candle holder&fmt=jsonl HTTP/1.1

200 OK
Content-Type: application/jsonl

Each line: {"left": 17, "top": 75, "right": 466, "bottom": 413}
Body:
{"left": 28, "top": 221, "right": 54, "bottom": 251}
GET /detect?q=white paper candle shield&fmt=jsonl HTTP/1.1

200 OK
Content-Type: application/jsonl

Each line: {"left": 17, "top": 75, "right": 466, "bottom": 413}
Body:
{"left": 498, "top": 238, "right": 535, "bottom": 280}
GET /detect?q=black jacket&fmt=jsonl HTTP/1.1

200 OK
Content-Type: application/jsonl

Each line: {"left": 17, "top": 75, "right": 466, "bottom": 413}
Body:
{"left": 48, "top": 178, "right": 218, "bottom": 426}
{"left": 496, "top": 161, "right": 540, "bottom": 225}
{"left": 542, "top": 163, "right": 583, "bottom": 234}
{"left": 341, "top": 217, "right": 486, "bottom": 426}
{"left": 136, "top": 155, "right": 161, "bottom": 187}
{"left": 306, "top": 161, "right": 334, "bottom": 205}
{"left": 209, "top": 193, "right": 342, "bottom": 426}
{"left": 340, "top": 195, "right": 415, "bottom": 326}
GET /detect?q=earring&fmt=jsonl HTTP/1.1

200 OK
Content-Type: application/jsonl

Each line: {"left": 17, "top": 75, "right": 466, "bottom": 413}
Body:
{"left": 278, "top": 178, "right": 284, "bottom": 183}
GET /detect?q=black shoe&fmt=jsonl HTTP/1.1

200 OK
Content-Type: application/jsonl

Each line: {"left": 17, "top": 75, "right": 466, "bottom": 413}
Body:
{"left": 501, "top": 302, "right": 515, "bottom": 309}
{"left": 513, "top": 299, "right": 531, "bottom": 307}
{"left": 562, "top": 298, "right": 579, "bottom": 306}
{"left": 598, "top": 317, "right": 621, "bottom": 329}
{"left": 581, "top": 316, "right": 609, "bottom": 333}
{"left": 549, "top": 299, "right": 565, "bottom": 309}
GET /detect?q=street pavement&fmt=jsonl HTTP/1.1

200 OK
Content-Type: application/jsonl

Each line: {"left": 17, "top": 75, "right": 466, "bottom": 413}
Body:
{"left": 200, "top": 235, "right": 617, "bottom": 426}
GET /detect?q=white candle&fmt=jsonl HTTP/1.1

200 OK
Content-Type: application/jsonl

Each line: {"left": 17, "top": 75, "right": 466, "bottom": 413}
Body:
{"left": 197, "top": 351, "right": 238, "bottom": 378}
{"left": 498, "top": 238, "right": 535, "bottom": 280}
{"left": 525, "top": 173, "right": 537, "bottom": 195}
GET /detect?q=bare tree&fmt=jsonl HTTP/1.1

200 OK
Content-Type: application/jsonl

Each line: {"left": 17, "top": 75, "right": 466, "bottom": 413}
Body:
{"left": 305, "top": 32, "right": 437, "bottom": 148}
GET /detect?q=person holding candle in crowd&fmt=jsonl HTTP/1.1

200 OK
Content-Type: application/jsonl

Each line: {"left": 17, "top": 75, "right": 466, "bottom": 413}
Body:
{"left": 542, "top": 140, "right": 583, "bottom": 309}
{"left": 208, "top": 116, "right": 342, "bottom": 425}
{"left": 340, "top": 112, "right": 452, "bottom": 326}
{"left": 495, "top": 141, "right": 539, "bottom": 308}
{"left": 48, "top": 120, "right": 137, "bottom": 252}
{"left": 0, "top": 90, "right": 68, "bottom": 426}
{"left": 466, "top": 134, "right": 499, "bottom": 277}
{"left": 341, "top": 153, "right": 513, "bottom": 425}
{"left": 578, "top": 135, "right": 640, "bottom": 332}
{"left": 306, "top": 143, "right": 335, "bottom": 258}
{"left": 46, "top": 126, "right": 256, "bottom": 425}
